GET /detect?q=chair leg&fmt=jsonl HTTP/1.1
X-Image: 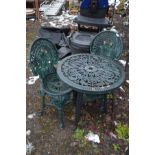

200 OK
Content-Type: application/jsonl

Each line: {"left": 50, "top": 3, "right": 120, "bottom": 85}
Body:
{"left": 52, "top": 95, "right": 66, "bottom": 128}
{"left": 58, "top": 107, "right": 64, "bottom": 129}
{"left": 37, "top": 92, "right": 46, "bottom": 116}
{"left": 41, "top": 94, "right": 46, "bottom": 114}
{"left": 111, "top": 92, "right": 116, "bottom": 121}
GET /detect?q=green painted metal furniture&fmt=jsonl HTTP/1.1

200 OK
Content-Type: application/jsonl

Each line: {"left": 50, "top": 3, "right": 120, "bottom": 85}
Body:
{"left": 29, "top": 38, "right": 72, "bottom": 128}
{"left": 57, "top": 54, "right": 125, "bottom": 127}
{"left": 89, "top": 30, "right": 124, "bottom": 113}
{"left": 90, "top": 30, "right": 123, "bottom": 60}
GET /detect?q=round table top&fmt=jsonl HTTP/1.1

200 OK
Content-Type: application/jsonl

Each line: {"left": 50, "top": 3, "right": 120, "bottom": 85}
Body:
{"left": 57, "top": 54, "right": 125, "bottom": 94}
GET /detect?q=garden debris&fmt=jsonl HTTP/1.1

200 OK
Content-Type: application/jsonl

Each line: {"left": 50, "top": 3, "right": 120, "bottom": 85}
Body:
{"left": 110, "top": 26, "right": 119, "bottom": 33}
{"left": 119, "top": 96, "right": 123, "bottom": 100}
{"left": 119, "top": 86, "right": 125, "bottom": 92}
{"left": 113, "top": 121, "right": 118, "bottom": 126}
{"left": 29, "top": 18, "right": 35, "bottom": 21}
{"left": 119, "top": 59, "right": 126, "bottom": 67}
{"left": 26, "top": 8, "right": 35, "bottom": 15}
{"left": 26, "top": 130, "right": 31, "bottom": 136}
{"left": 41, "top": 10, "right": 77, "bottom": 30}
{"left": 27, "top": 113, "right": 36, "bottom": 119}
{"left": 109, "top": 0, "right": 120, "bottom": 9}
{"left": 115, "top": 0, "right": 126, "bottom": 13}
{"left": 27, "top": 76, "right": 39, "bottom": 85}
{"left": 43, "top": 0, "right": 65, "bottom": 16}
{"left": 70, "top": 141, "right": 78, "bottom": 147}
{"left": 85, "top": 131, "right": 100, "bottom": 143}
{"left": 109, "top": 132, "right": 117, "bottom": 139}
{"left": 120, "top": 32, "right": 125, "bottom": 37}
{"left": 123, "top": 21, "right": 129, "bottom": 26}
{"left": 26, "top": 141, "right": 35, "bottom": 154}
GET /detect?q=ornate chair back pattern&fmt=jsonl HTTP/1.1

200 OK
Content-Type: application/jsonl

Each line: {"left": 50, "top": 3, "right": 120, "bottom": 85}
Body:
{"left": 30, "top": 38, "right": 58, "bottom": 79}
{"left": 90, "top": 30, "right": 123, "bottom": 60}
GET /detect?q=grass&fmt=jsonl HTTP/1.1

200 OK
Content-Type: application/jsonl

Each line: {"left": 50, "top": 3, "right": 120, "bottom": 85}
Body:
{"left": 115, "top": 122, "right": 129, "bottom": 140}
{"left": 113, "top": 143, "right": 121, "bottom": 151}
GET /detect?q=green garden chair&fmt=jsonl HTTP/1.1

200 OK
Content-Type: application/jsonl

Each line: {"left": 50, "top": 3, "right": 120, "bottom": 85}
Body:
{"left": 29, "top": 38, "right": 72, "bottom": 128}
{"left": 88, "top": 30, "right": 124, "bottom": 113}
{"left": 90, "top": 30, "right": 123, "bottom": 60}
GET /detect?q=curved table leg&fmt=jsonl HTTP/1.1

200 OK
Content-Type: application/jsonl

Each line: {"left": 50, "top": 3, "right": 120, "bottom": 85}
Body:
{"left": 75, "top": 92, "right": 83, "bottom": 128}
{"left": 73, "top": 90, "right": 77, "bottom": 105}
{"left": 37, "top": 91, "right": 46, "bottom": 116}
{"left": 58, "top": 107, "right": 64, "bottom": 129}
{"left": 100, "top": 94, "right": 107, "bottom": 113}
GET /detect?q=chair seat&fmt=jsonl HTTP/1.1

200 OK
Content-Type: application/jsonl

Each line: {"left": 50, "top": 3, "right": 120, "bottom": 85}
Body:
{"left": 42, "top": 73, "right": 72, "bottom": 96}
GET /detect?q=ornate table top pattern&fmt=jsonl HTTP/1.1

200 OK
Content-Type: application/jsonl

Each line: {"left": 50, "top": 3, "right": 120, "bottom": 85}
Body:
{"left": 57, "top": 54, "right": 125, "bottom": 94}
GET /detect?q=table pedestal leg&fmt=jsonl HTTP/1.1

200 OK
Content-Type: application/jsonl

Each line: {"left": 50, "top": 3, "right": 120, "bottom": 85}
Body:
{"left": 103, "top": 94, "right": 107, "bottom": 113}
{"left": 73, "top": 90, "right": 77, "bottom": 105}
{"left": 99, "top": 94, "right": 107, "bottom": 113}
{"left": 75, "top": 92, "right": 83, "bottom": 128}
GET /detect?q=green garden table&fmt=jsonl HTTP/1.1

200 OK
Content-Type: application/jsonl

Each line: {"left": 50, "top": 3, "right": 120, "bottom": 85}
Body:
{"left": 57, "top": 53, "right": 125, "bottom": 127}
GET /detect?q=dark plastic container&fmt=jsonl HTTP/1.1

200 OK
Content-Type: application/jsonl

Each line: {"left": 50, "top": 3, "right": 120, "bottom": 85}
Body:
{"left": 68, "top": 31, "right": 97, "bottom": 54}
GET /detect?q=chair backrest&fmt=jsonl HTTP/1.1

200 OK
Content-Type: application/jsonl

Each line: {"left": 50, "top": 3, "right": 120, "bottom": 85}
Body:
{"left": 29, "top": 38, "right": 58, "bottom": 79}
{"left": 90, "top": 30, "right": 123, "bottom": 60}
